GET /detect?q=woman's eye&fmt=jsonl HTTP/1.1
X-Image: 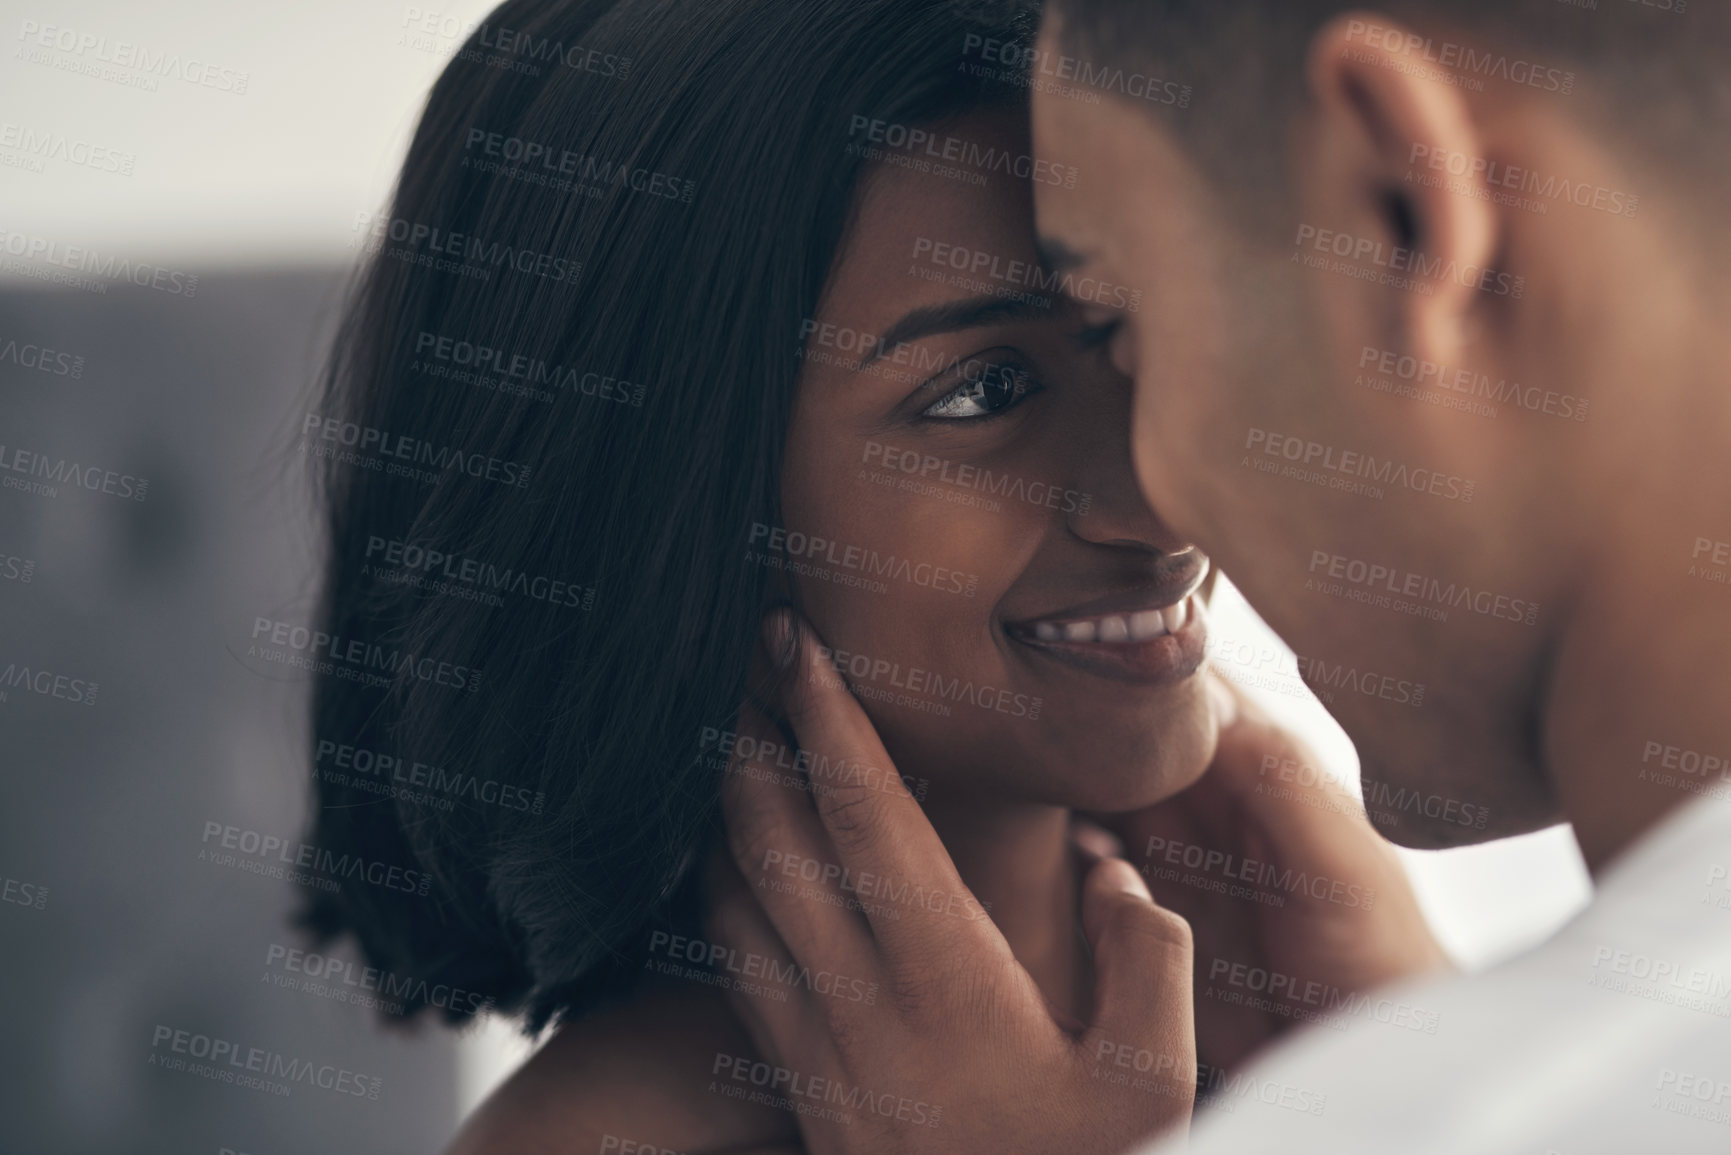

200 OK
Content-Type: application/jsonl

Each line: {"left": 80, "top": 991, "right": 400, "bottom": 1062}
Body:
{"left": 920, "top": 361, "right": 1040, "bottom": 421}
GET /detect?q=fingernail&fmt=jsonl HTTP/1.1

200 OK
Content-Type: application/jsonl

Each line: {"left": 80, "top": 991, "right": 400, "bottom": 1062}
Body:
{"left": 762, "top": 607, "right": 797, "bottom": 672}
{"left": 1101, "top": 857, "right": 1151, "bottom": 902}
{"left": 1071, "top": 820, "right": 1124, "bottom": 860}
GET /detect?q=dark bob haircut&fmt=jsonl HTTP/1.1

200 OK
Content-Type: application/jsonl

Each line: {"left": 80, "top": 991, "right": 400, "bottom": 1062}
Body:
{"left": 297, "top": 0, "right": 1039, "bottom": 1032}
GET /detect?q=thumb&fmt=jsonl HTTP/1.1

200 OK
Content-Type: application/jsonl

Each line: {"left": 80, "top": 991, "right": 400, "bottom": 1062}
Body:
{"left": 1080, "top": 857, "right": 1196, "bottom": 1094}
{"left": 1205, "top": 670, "right": 1382, "bottom": 854}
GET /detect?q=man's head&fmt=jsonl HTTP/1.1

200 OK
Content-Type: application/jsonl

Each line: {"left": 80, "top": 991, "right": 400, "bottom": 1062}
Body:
{"left": 1030, "top": 1, "right": 1731, "bottom": 848}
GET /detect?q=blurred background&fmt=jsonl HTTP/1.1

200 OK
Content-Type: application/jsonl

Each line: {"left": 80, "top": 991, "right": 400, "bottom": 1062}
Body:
{"left": 0, "top": 2, "right": 1592, "bottom": 1152}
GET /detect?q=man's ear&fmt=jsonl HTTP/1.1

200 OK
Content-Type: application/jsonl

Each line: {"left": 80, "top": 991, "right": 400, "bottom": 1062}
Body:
{"left": 1300, "top": 12, "right": 1502, "bottom": 359}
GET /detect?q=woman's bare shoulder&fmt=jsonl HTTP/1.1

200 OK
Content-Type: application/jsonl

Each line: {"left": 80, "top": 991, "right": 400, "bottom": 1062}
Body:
{"left": 446, "top": 978, "right": 802, "bottom": 1155}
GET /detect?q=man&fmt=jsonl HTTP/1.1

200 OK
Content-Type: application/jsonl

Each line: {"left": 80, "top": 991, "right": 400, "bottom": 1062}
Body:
{"left": 1023, "top": 0, "right": 1731, "bottom": 1149}
{"left": 710, "top": 1, "right": 1731, "bottom": 1151}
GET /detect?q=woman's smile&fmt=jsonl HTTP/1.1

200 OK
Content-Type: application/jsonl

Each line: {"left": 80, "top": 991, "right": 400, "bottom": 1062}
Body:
{"left": 1004, "top": 562, "right": 1211, "bottom": 686}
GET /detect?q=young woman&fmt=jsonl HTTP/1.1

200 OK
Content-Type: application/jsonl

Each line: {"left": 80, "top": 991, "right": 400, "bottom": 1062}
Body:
{"left": 299, "top": 0, "right": 1440, "bottom": 1151}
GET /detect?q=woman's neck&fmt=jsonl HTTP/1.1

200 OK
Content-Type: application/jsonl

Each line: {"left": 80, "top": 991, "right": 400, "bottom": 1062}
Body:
{"left": 918, "top": 793, "right": 1090, "bottom": 1024}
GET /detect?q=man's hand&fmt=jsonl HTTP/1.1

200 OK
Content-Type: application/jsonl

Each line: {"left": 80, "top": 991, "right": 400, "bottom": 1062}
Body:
{"left": 706, "top": 610, "right": 1197, "bottom": 1155}
{"left": 1097, "top": 674, "right": 1450, "bottom": 1072}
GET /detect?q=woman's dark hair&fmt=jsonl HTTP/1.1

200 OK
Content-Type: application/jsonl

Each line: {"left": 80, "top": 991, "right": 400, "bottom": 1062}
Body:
{"left": 297, "top": 0, "right": 1039, "bottom": 1032}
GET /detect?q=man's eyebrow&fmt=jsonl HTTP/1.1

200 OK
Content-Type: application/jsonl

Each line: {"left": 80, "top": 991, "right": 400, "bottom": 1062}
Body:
{"left": 1035, "top": 235, "right": 1087, "bottom": 275}
{"left": 856, "top": 294, "right": 1052, "bottom": 371}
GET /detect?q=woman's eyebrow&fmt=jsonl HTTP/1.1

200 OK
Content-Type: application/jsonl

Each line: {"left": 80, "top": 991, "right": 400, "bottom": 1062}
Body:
{"left": 1035, "top": 234, "right": 1087, "bottom": 275}
{"left": 854, "top": 294, "right": 1052, "bottom": 372}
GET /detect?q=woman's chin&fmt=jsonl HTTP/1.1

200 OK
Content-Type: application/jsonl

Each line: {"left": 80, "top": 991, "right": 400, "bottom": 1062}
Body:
{"left": 1055, "top": 753, "right": 1212, "bottom": 814}
{"left": 1050, "top": 718, "right": 1219, "bottom": 813}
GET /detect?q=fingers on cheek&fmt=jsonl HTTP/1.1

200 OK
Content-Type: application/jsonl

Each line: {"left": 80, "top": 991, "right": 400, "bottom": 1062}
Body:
{"left": 722, "top": 781, "right": 781, "bottom": 878}
{"left": 723, "top": 737, "right": 817, "bottom": 874}
{"left": 1081, "top": 858, "right": 1152, "bottom": 942}
{"left": 706, "top": 887, "right": 817, "bottom": 1040}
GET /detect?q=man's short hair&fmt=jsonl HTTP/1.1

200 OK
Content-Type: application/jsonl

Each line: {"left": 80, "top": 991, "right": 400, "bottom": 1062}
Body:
{"left": 1049, "top": 0, "right": 1731, "bottom": 220}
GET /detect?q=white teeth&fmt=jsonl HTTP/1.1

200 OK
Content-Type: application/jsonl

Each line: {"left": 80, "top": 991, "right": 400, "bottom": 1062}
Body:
{"left": 1128, "top": 609, "right": 1168, "bottom": 641}
{"left": 1164, "top": 598, "right": 1190, "bottom": 634}
{"left": 1027, "top": 596, "right": 1199, "bottom": 646}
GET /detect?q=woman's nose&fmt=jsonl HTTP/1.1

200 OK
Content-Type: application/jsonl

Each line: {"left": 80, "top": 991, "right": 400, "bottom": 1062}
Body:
{"left": 1063, "top": 416, "right": 1193, "bottom": 556}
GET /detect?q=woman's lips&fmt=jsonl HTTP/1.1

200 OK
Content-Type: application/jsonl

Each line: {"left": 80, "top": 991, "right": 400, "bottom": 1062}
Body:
{"left": 1006, "top": 592, "right": 1210, "bottom": 686}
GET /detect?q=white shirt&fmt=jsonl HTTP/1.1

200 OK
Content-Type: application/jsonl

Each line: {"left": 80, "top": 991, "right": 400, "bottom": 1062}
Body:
{"left": 1142, "top": 793, "right": 1731, "bottom": 1154}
